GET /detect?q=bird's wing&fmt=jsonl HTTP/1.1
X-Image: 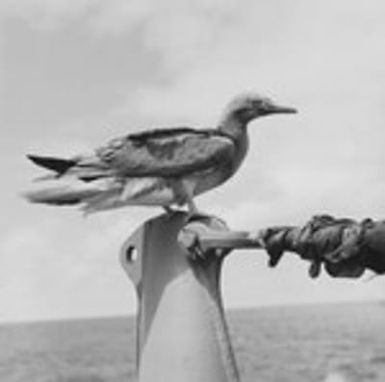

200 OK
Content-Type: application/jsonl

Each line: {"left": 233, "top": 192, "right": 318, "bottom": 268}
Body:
{"left": 76, "top": 128, "right": 236, "bottom": 178}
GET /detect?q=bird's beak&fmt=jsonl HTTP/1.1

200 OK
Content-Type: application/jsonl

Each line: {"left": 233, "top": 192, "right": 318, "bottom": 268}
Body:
{"left": 265, "top": 104, "right": 297, "bottom": 115}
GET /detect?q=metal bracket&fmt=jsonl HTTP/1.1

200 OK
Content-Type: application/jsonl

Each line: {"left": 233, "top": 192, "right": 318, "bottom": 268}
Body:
{"left": 119, "top": 212, "right": 242, "bottom": 382}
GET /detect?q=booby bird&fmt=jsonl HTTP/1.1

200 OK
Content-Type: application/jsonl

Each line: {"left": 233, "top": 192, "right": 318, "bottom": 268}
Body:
{"left": 25, "top": 93, "right": 296, "bottom": 215}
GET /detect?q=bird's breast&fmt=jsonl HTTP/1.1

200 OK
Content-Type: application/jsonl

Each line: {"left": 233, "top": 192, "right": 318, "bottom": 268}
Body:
{"left": 191, "top": 133, "right": 249, "bottom": 197}
{"left": 231, "top": 130, "right": 249, "bottom": 173}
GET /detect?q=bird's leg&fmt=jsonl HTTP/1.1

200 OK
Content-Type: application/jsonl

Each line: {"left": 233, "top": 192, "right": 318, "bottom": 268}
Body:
{"left": 184, "top": 190, "right": 208, "bottom": 221}
{"left": 186, "top": 197, "right": 200, "bottom": 216}
{"left": 169, "top": 178, "right": 205, "bottom": 219}
{"left": 169, "top": 179, "right": 188, "bottom": 206}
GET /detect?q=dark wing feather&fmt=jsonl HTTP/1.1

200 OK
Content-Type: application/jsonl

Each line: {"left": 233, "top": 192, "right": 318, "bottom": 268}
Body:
{"left": 92, "top": 128, "right": 235, "bottom": 177}
{"left": 128, "top": 127, "right": 197, "bottom": 143}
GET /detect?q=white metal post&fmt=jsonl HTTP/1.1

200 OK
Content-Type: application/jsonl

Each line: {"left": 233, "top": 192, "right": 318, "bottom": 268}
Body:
{"left": 120, "top": 212, "right": 240, "bottom": 382}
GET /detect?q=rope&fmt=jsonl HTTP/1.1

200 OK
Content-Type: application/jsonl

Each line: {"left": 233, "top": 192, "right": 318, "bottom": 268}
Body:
{"left": 259, "top": 214, "right": 385, "bottom": 278}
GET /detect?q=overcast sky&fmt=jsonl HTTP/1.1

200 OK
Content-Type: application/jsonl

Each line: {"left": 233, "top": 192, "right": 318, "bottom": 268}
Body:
{"left": 1, "top": 0, "right": 385, "bottom": 323}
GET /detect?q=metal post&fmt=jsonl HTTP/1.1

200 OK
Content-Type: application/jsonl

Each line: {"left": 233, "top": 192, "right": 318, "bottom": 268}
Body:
{"left": 120, "top": 212, "right": 240, "bottom": 382}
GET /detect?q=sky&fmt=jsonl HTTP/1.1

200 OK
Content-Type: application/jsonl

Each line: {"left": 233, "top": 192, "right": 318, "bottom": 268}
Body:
{"left": 1, "top": 0, "right": 385, "bottom": 323}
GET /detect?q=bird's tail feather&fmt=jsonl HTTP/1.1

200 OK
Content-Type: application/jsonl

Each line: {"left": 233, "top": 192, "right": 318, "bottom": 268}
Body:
{"left": 23, "top": 186, "right": 102, "bottom": 206}
{"left": 27, "top": 154, "right": 76, "bottom": 174}
{"left": 65, "top": 167, "right": 115, "bottom": 181}
{"left": 23, "top": 177, "right": 118, "bottom": 207}
{"left": 27, "top": 153, "right": 114, "bottom": 181}
{"left": 32, "top": 174, "right": 59, "bottom": 182}
{"left": 23, "top": 177, "right": 168, "bottom": 214}
{"left": 81, "top": 192, "right": 124, "bottom": 215}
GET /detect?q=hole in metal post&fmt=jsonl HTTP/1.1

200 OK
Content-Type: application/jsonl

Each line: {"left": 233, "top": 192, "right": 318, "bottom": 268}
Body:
{"left": 126, "top": 246, "right": 138, "bottom": 262}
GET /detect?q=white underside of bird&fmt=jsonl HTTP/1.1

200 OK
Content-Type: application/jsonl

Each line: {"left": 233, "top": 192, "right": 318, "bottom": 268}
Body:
{"left": 80, "top": 171, "right": 218, "bottom": 213}
{"left": 26, "top": 160, "right": 228, "bottom": 215}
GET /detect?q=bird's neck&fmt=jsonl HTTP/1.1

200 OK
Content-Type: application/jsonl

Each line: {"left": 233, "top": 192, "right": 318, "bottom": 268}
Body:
{"left": 218, "top": 116, "right": 247, "bottom": 141}
{"left": 218, "top": 116, "right": 249, "bottom": 174}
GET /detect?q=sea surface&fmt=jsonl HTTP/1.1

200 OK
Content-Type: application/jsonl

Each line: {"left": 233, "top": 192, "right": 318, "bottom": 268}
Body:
{"left": 1, "top": 301, "right": 384, "bottom": 382}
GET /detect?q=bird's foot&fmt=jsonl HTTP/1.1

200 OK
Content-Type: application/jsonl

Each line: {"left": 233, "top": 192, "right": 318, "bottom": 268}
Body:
{"left": 186, "top": 209, "right": 211, "bottom": 223}
{"left": 163, "top": 201, "right": 210, "bottom": 222}
{"left": 163, "top": 205, "right": 177, "bottom": 214}
{"left": 186, "top": 200, "right": 210, "bottom": 222}
{"left": 163, "top": 205, "right": 193, "bottom": 220}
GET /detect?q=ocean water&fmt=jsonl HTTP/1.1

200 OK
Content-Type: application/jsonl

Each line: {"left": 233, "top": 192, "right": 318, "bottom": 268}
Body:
{"left": 1, "top": 302, "right": 384, "bottom": 382}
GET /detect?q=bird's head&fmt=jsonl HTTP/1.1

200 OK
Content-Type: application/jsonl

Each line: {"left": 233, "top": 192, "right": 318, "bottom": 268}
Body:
{"left": 220, "top": 93, "right": 297, "bottom": 126}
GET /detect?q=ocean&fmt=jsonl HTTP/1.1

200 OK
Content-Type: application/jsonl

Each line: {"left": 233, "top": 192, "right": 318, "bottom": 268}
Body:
{"left": 1, "top": 301, "right": 384, "bottom": 382}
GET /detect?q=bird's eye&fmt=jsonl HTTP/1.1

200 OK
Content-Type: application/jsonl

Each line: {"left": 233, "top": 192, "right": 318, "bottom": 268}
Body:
{"left": 259, "top": 99, "right": 268, "bottom": 107}
{"left": 250, "top": 100, "right": 261, "bottom": 109}
{"left": 260, "top": 102, "right": 268, "bottom": 110}
{"left": 237, "top": 106, "right": 251, "bottom": 115}
{"left": 235, "top": 106, "right": 254, "bottom": 121}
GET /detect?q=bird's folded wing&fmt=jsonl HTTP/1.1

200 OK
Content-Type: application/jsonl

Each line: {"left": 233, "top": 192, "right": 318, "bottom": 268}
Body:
{"left": 83, "top": 129, "right": 236, "bottom": 177}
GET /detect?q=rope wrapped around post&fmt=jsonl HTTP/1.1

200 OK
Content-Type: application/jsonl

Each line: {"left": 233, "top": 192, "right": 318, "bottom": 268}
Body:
{"left": 178, "top": 214, "right": 385, "bottom": 279}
